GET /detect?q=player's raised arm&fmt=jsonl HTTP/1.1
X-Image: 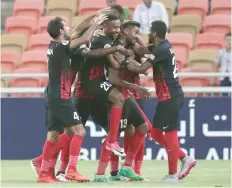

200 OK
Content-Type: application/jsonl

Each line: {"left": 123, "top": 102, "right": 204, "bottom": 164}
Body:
{"left": 131, "top": 43, "right": 154, "bottom": 56}
{"left": 69, "top": 14, "right": 108, "bottom": 49}
{"left": 108, "top": 67, "right": 150, "bottom": 98}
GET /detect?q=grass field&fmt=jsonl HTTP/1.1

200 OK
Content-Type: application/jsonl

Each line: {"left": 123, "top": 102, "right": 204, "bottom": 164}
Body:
{"left": 1, "top": 160, "right": 231, "bottom": 187}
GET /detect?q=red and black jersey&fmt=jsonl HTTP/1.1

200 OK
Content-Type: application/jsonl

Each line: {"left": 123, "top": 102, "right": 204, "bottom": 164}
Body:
{"left": 80, "top": 35, "right": 119, "bottom": 86}
{"left": 147, "top": 40, "right": 183, "bottom": 102}
{"left": 47, "top": 40, "right": 77, "bottom": 99}
{"left": 75, "top": 74, "right": 94, "bottom": 99}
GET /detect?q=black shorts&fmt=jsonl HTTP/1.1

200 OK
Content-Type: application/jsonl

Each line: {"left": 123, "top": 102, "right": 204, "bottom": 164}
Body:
{"left": 84, "top": 78, "right": 115, "bottom": 101}
{"left": 46, "top": 98, "right": 82, "bottom": 132}
{"left": 135, "top": 98, "right": 144, "bottom": 111}
{"left": 153, "top": 94, "right": 184, "bottom": 132}
{"left": 74, "top": 97, "right": 109, "bottom": 133}
{"left": 119, "top": 97, "right": 146, "bottom": 132}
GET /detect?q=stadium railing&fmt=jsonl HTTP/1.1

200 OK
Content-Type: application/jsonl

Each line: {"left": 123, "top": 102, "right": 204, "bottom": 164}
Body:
{"left": 1, "top": 72, "right": 231, "bottom": 94}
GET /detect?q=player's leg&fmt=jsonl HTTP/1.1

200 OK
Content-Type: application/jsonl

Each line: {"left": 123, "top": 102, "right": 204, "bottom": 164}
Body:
{"left": 118, "top": 97, "right": 148, "bottom": 181}
{"left": 153, "top": 95, "right": 196, "bottom": 183}
{"left": 87, "top": 79, "right": 125, "bottom": 156}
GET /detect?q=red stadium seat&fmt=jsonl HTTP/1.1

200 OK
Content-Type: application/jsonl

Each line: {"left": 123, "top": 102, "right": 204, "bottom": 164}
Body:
{"left": 29, "top": 33, "right": 51, "bottom": 50}
{"left": 204, "top": 15, "right": 231, "bottom": 34}
{"left": 166, "top": 33, "right": 193, "bottom": 68}
{"left": 79, "top": 0, "right": 105, "bottom": 15}
{"left": 21, "top": 50, "right": 47, "bottom": 72}
{"left": 178, "top": 0, "right": 208, "bottom": 21}
{"left": 38, "top": 16, "right": 69, "bottom": 33}
{"left": 9, "top": 68, "right": 44, "bottom": 97}
{"left": 117, "top": 0, "right": 141, "bottom": 12}
{"left": 5, "top": 16, "right": 37, "bottom": 38}
{"left": 180, "top": 77, "right": 210, "bottom": 87}
{"left": 211, "top": 0, "right": 231, "bottom": 15}
{"left": 13, "top": 0, "right": 44, "bottom": 20}
{"left": 1, "top": 51, "right": 20, "bottom": 73}
{"left": 196, "top": 33, "right": 225, "bottom": 50}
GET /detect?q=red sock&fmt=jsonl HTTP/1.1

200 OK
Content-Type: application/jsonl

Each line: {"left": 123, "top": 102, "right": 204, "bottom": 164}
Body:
{"left": 97, "top": 137, "right": 112, "bottom": 175}
{"left": 59, "top": 134, "right": 71, "bottom": 172}
{"left": 68, "top": 135, "right": 84, "bottom": 169}
{"left": 40, "top": 140, "right": 56, "bottom": 172}
{"left": 133, "top": 139, "right": 144, "bottom": 175}
{"left": 109, "top": 107, "right": 123, "bottom": 143}
{"left": 124, "top": 131, "right": 145, "bottom": 167}
{"left": 34, "top": 154, "right": 43, "bottom": 166}
{"left": 110, "top": 153, "right": 119, "bottom": 172}
{"left": 152, "top": 128, "right": 186, "bottom": 160}
{"left": 165, "top": 131, "right": 180, "bottom": 174}
{"left": 123, "top": 135, "right": 132, "bottom": 154}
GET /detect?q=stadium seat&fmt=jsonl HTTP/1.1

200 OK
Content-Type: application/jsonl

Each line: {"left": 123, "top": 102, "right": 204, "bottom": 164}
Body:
{"left": 29, "top": 33, "right": 51, "bottom": 50}
{"left": 156, "top": 0, "right": 178, "bottom": 26}
{"left": 38, "top": 16, "right": 69, "bottom": 33}
{"left": 1, "top": 51, "right": 20, "bottom": 73}
{"left": 211, "top": 0, "right": 231, "bottom": 15}
{"left": 46, "top": 0, "right": 77, "bottom": 24}
{"left": 9, "top": 68, "right": 44, "bottom": 97}
{"left": 21, "top": 50, "right": 47, "bottom": 72}
{"left": 1, "top": 34, "right": 27, "bottom": 54}
{"left": 166, "top": 33, "right": 193, "bottom": 67}
{"left": 204, "top": 15, "right": 231, "bottom": 34}
{"left": 79, "top": 0, "right": 105, "bottom": 15}
{"left": 13, "top": 0, "right": 44, "bottom": 20}
{"left": 196, "top": 33, "right": 225, "bottom": 50}
{"left": 178, "top": 0, "right": 208, "bottom": 21}
{"left": 188, "top": 49, "right": 217, "bottom": 72}
{"left": 171, "top": 15, "right": 202, "bottom": 40}
{"left": 72, "top": 15, "right": 91, "bottom": 29}
{"left": 173, "top": 48, "right": 187, "bottom": 69}
{"left": 5, "top": 16, "right": 37, "bottom": 39}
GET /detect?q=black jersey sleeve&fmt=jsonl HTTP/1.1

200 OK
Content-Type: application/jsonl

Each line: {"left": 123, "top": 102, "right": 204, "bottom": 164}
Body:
{"left": 90, "top": 36, "right": 113, "bottom": 50}
{"left": 147, "top": 45, "right": 167, "bottom": 65}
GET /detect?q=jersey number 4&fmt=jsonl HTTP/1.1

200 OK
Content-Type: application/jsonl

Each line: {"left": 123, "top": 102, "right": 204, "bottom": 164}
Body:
{"left": 73, "top": 112, "right": 80, "bottom": 120}
{"left": 100, "top": 81, "right": 112, "bottom": 91}
{"left": 172, "top": 56, "right": 178, "bottom": 79}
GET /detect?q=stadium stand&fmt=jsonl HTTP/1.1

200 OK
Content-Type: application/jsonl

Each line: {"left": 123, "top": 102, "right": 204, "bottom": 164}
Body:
{"left": 0, "top": 0, "right": 231, "bottom": 97}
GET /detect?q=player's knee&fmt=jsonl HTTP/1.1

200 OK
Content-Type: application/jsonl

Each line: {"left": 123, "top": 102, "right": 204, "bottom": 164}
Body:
{"left": 64, "top": 127, "right": 74, "bottom": 138}
{"left": 71, "top": 124, "right": 86, "bottom": 137}
{"left": 125, "top": 124, "right": 135, "bottom": 136}
{"left": 136, "top": 122, "right": 149, "bottom": 135}
{"left": 114, "top": 93, "right": 125, "bottom": 107}
{"left": 47, "top": 131, "right": 59, "bottom": 142}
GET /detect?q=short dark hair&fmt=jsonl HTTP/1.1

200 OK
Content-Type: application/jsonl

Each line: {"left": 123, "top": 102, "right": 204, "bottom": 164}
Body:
{"left": 111, "top": 5, "right": 124, "bottom": 14}
{"left": 225, "top": 32, "right": 231, "bottom": 38}
{"left": 103, "top": 14, "right": 119, "bottom": 24}
{"left": 47, "top": 17, "right": 64, "bottom": 39}
{"left": 121, "top": 20, "right": 140, "bottom": 30}
{"left": 150, "top": 20, "right": 167, "bottom": 39}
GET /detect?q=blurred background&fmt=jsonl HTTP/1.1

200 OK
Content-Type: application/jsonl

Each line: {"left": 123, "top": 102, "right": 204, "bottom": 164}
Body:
{"left": 0, "top": 0, "right": 231, "bottom": 161}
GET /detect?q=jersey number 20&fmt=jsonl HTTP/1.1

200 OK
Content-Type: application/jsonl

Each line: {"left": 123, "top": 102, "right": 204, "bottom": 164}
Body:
{"left": 172, "top": 56, "right": 178, "bottom": 78}
{"left": 100, "top": 81, "right": 112, "bottom": 91}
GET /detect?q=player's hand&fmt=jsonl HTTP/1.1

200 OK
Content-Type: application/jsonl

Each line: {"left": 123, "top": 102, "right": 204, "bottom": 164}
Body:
{"left": 96, "top": 7, "right": 112, "bottom": 16}
{"left": 117, "top": 46, "right": 130, "bottom": 56}
{"left": 134, "top": 85, "right": 150, "bottom": 98}
{"left": 113, "top": 51, "right": 125, "bottom": 63}
{"left": 93, "top": 14, "right": 108, "bottom": 25}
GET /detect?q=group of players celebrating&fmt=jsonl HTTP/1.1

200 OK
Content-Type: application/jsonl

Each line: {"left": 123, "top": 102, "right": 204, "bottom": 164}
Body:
{"left": 30, "top": 8, "right": 196, "bottom": 183}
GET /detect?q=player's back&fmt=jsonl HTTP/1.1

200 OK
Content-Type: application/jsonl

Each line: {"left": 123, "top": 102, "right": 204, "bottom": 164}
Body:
{"left": 47, "top": 40, "right": 76, "bottom": 99}
{"left": 150, "top": 40, "right": 183, "bottom": 101}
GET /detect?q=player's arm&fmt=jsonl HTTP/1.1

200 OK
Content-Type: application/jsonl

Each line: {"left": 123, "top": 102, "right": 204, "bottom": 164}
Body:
{"left": 69, "top": 14, "right": 107, "bottom": 49}
{"left": 132, "top": 43, "right": 154, "bottom": 56}
{"left": 82, "top": 45, "right": 127, "bottom": 58}
{"left": 127, "top": 46, "right": 165, "bottom": 74}
{"left": 108, "top": 67, "right": 138, "bottom": 90}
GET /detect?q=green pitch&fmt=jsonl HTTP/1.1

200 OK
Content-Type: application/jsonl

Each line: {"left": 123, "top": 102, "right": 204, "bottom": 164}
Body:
{"left": 1, "top": 160, "right": 231, "bottom": 187}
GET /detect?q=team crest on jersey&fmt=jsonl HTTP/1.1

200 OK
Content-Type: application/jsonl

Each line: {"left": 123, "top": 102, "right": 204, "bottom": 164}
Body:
{"left": 61, "top": 40, "right": 69, "bottom": 45}
{"left": 104, "top": 44, "right": 111, "bottom": 48}
{"left": 149, "top": 54, "right": 155, "bottom": 60}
